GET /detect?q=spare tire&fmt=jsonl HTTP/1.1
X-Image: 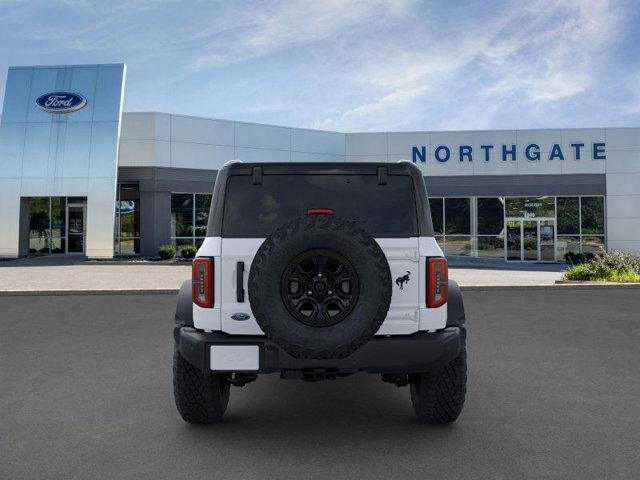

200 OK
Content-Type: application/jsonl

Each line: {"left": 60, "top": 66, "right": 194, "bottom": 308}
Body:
{"left": 248, "top": 215, "right": 392, "bottom": 359}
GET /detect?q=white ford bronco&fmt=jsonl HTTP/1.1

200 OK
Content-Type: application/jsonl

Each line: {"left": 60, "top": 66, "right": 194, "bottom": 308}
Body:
{"left": 173, "top": 161, "right": 467, "bottom": 423}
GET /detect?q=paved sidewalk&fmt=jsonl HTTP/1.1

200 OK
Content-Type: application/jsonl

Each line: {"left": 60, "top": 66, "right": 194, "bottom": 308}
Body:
{"left": 448, "top": 257, "right": 564, "bottom": 286}
{"left": 0, "top": 255, "right": 566, "bottom": 293}
{"left": 0, "top": 257, "right": 190, "bottom": 293}
{"left": 451, "top": 267, "right": 562, "bottom": 286}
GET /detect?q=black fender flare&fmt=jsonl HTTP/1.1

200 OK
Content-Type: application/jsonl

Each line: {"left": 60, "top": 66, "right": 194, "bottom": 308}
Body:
{"left": 175, "top": 279, "right": 193, "bottom": 328}
{"left": 446, "top": 279, "right": 465, "bottom": 326}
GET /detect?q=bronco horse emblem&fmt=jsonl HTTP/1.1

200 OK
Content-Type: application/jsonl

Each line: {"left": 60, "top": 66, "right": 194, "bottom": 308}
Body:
{"left": 395, "top": 271, "right": 411, "bottom": 290}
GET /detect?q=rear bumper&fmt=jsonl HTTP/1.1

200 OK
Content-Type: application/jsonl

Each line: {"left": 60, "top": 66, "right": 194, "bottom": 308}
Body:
{"left": 175, "top": 326, "right": 465, "bottom": 375}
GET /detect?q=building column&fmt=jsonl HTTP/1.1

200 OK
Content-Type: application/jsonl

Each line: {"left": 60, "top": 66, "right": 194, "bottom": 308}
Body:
{"left": 139, "top": 189, "right": 171, "bottom": 257}
{"left": 18, "top": 197, "right": 31, "bottom": 256}
{"left": 0, "top": 180, "right": 21, "bottom": 258}
{"left": 85, "top": 178, "right": 118, "bottom": 259}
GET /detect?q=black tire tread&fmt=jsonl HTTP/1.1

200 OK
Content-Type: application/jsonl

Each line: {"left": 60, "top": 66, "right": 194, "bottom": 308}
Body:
{"left": 173, "top": 346, "right": 230, "bottom": 423}
{"left": 410, "top": 346, "right": 467, "bottom": 424}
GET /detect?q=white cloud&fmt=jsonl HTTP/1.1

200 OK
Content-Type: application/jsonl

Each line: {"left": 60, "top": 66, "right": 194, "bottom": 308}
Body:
{"left": 1, "top": 0, "right": 631, "bottom": 130}
{"left": 313, "top": 85, "right": 428, "bottom": 130}
{"left": 191, "top": 0, "right": 413, "bottom": 69}
{"left": 314, "top": 0, "right": 625, "bottom": 130}
{"left": 482, "top": 0, "right": 621, "bottom": 103}
{"left": 617, "top": 71, "right": 640, "bottom": 115}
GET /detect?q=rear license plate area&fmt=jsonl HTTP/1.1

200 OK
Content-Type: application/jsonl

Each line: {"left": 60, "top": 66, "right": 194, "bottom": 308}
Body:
{"left": 209, "top": 345, "right": 259, "bottom": 371}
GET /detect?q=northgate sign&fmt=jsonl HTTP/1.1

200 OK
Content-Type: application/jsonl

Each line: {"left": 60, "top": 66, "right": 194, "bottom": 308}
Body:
{"left": 411, "top": 142, "right": 606, "bottom": 163}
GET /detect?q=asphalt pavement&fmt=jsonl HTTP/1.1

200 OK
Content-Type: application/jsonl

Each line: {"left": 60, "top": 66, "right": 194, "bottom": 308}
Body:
{"left": 1, "top": 289, "right": 639, "bottom": 479}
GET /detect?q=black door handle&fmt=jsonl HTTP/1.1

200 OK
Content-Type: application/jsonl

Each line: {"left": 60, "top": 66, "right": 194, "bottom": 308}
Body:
{"left": 236, "top": 261, "right": 245, "bottom": 302}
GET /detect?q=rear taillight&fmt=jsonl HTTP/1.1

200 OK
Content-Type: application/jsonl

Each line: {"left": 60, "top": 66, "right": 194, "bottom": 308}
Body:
{"left": 192, "top": 258, "right": 214, "bottom": 308}
{"left": 426, "top": 257, "right": 448, "bottom": 308}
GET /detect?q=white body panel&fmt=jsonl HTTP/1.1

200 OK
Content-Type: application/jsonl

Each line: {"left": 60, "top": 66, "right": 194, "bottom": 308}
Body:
{"left": 220, "top": 238, "right": 264, "bottom": 335}
{"left": 373, "top": 238, "right": 421, "bottom": 335}
{"left": 194, "top": 236, "right": 447, "bottom": 334}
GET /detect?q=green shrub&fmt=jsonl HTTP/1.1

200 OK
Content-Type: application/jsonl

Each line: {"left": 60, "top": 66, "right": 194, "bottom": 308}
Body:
{"left": 563, "top": 263, "right": 595, "bottom": 281}
{"left": 563, "top": 252, "right": 595, "bottom": 264}
{"left": 563, "top": 250, "right": 640, "bottom": 282}
{"left": 594, "top": 250, "right": 640, "bottom": 273}
{"left": 180, "top": 245, "right": 197, "bottom": 258}
{"left": 608, "top": 270, "right": 640, "bottom": 283}
{"left": 159, "top": 244, "right": 177, "bottom": 260}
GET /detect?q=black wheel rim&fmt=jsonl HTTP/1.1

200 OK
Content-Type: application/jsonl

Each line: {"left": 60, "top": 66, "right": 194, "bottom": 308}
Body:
{"left": 281, "top": 249, "right": 359, "bottom": 327}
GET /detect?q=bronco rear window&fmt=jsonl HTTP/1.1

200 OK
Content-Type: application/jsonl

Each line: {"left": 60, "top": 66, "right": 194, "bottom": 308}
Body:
{"left": 222, "top": 174, "right": 418, "bottom": 237}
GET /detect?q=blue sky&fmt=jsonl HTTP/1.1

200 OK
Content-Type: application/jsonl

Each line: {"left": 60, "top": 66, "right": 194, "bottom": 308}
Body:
{"left": 0, "top": 0, "right": 639, "bottom": 131}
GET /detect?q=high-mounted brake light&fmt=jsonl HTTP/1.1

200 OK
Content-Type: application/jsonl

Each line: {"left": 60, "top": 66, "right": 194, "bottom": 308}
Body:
{"left": 192, "top": 258, "right": 214, "bottom": 308}
{"left": 426, "top": 257, "right": 448, "bottom": 308}
{"left": 305, "top": 208, "right": 335, "bottom": 215}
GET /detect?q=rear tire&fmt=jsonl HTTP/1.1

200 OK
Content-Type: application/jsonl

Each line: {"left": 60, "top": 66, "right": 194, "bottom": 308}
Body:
{"left": 409, "top": 346, "right": 467, "bottom": 424}
{"left": 173, "top": 345, "right": 230, "bottom": 423}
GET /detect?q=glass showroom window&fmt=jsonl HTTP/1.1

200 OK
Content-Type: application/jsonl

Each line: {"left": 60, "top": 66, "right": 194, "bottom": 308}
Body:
{"left": 28, "top": 197, "right": 66, "bottom": 255}
{"left": 477, "top": 197, "right": 505, "bottom": 258}
{"left": 429, "top": 197, "right": 473, "bottom": 256}
{"left": 444, "top": 198, "right": 471, "bottom": 256}
{"left": 50, "top": 197, "right": 66, "bottom": 253}
{"left": 581, "top": 197, "right": 605, "bottom": 254}
{"left": 429, "top": 198, "right": 444, "bottom": 245}
{"left": 29, "top": 198, "right": 54, "bottom": 254}
{"left": 505, "top": 196, "right": 555, "bottom": 218}
{"left": 557, "top": 197, "right": 580, "bottom": 258}
{"left": 557, "top": 196, "right": 606, "bottom": 257}
{"left": 171, "top": 193, "right": 212, "bottom": 247}
{"left": 114, "top": 184, "right": 140, "bottom": 255}
{"left": 428, "top": 195, "right": 604, "bottom": 260}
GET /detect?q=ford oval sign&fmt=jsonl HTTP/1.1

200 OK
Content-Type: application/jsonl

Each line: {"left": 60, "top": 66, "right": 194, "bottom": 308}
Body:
{"left": 231, "top": 313, "right": 251, "bottom": 321}
{"left": 36, "top": 92, "right": 87, "bottom": 114}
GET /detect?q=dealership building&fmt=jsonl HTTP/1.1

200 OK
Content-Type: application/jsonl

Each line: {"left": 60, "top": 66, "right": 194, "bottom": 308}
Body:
{"left": 1, "top": 63, "right": 639, "bottom": 261}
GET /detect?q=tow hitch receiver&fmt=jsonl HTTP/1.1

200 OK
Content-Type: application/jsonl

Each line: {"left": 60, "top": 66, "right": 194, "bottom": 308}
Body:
{"left": 281, "top": 368, "right": 341, "bottom": 381}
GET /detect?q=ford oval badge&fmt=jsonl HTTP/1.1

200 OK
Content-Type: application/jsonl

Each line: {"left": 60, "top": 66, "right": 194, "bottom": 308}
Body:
{"left": 36, "top": 92, "right": 87, "bottom": 114}
{"left": 231, "top": 313, "right": 251, "bottom": 321}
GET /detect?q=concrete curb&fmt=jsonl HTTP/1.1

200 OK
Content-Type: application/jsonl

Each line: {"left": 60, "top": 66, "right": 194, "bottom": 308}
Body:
{"left": 0, "top": 289, "right": 180, "bottom": 296}
{"left": 555, "top": 280, "right": 640, "bottom": 286}
{"left": 461, "top": 283, "right": 640, "bottom": 291}
{"left": 77, "top": 261, "right": 191, "bottom": 266}
{"left": 2, "top": 282, "right": 640, "bottom": 296}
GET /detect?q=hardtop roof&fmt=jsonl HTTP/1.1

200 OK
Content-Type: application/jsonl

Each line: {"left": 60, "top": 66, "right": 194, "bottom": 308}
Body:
{"left": 221, "top": 161, "right": 423, "bottom": 177}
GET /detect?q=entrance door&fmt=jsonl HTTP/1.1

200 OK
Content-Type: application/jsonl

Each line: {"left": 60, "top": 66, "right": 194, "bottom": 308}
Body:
{"left": 505, "top": 219, "right": 556, "bottom": 262}
{"left": 506, "top": 220, "right": 522, "bottom": 260}
{"left": 539, "top": 220, "right": 555, "bottom": 261}
{"left": 66, "top": 203, "right": 86, "bottom": 254}
{"left": 522, "top": 221, "right": 538, "bottom": 261}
